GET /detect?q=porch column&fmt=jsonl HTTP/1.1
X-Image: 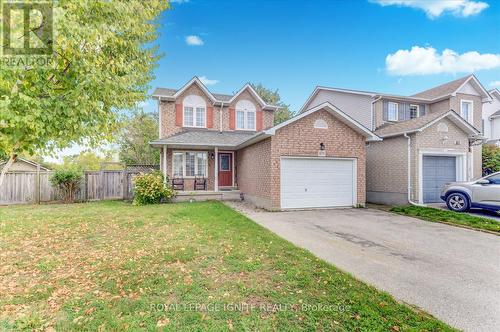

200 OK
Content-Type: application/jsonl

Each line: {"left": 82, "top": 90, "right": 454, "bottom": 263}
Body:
{"left": 214, "top": 147, "right": 219, "bottom": 192}
{"left": 163, "top": 145, "right": 168, "bottom": 184}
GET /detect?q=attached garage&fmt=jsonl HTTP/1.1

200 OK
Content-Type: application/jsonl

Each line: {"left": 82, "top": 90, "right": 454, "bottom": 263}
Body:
{"left": 422, "top": 155, "right": 457, "bottom": 203}
{"left": 280, "top": 157, "right": 356, "bottom": 209}
{"left": 236, "top": 102, "right": 381, "bottom": 210}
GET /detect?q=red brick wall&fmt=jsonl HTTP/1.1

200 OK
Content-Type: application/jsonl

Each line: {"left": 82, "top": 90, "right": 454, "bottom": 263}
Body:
{"left": 236, "top": 139, "right": 272, "bottom": 208}
{"left": 237, "top": 109, "right": 366, "bottom": 209}
{"left": 160, "top": 85, "right": 275, "bottom": 138}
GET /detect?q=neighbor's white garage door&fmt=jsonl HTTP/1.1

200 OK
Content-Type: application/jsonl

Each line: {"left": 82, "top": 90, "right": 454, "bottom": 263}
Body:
{"left": 280, "top": 157, "right": 356, "bottom": 209}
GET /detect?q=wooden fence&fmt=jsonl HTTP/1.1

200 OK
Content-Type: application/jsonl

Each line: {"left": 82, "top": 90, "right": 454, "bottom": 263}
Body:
{"left": 0, "top": 170, "right": 144, "bottom": 205}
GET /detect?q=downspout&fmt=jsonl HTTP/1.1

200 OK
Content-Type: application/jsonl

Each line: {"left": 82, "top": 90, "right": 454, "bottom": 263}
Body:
{"left": 404, "top": 133, "right": 425, "bottom": 207}
{"left": 158, "top": 97, "right": 162, "bottom": 138}
{"left": 219, "top": 102, "right": 224, "bottom": 133}
{"left": 371, "top": 96, "right": 382, "bottom": 131}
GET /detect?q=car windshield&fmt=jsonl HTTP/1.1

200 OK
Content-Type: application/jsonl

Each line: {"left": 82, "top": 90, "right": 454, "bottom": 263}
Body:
{"left": 485, "top": 173, "right": 500, "bottom": 184}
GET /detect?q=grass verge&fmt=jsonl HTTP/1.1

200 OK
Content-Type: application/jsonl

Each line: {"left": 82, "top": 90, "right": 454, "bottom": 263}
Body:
{"left": 391, "top": 205, "right": 500, "bottom": 233}
{"left": 0, "top": 201, "right": 454, "bottom": 331}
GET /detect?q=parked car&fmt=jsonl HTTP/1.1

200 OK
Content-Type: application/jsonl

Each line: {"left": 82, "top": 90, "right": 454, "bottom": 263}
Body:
{"left": 440, "top": 172, "right": 500, "bottom": 213}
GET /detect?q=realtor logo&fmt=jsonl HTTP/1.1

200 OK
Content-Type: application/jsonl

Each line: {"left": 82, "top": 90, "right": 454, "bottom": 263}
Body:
{"left": 2, "top": 1, "right": 53, "bottom": 56}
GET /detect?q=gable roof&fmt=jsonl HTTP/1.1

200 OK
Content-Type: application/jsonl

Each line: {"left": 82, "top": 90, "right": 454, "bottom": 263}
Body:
{"left": 228, "top": 84, "right": 268, "bottom": 107}
{"left": 300, "top": 75, "right": 492, "bottom": 114}
{"left": 490, "top": 110, "right": 500, "bottom": 119}
{"left": 152, "top": 77, "right": 279, "bottom": 110}
{"left": 267, "top": 102, "right": 381, "bottom": 141}
{"left": 0, "top": 157, "right": 51, "bottom": 171}
{"left": 374, "top": 110, "right": 480, "bottom": 138}
{"left": 411, "top": 74, "right": 491, "bottom": 102}
{"left": 489, "top": 88, "right": 500, "bottom": 100}
{"left": 299, "top": 86, "right": 378, "bottom": 113}
{"left": 411, "top": 76, "right": 470, "bottom": 99}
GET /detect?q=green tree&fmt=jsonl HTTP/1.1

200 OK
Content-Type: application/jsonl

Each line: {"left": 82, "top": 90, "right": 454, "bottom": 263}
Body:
{"left": 117, "top": 111, "right": 160, "bottom": 165}
{"left": 251, "top": 83, "right": 295, "bottom": 125}
{"left": 50, "top": 167, "right": 84, "bottom": 203}
{"left": 60, "top": 150, "right": 121, "bottom": 171}
{"left": 483, "top": 144, "right": 500, "bottom": 175}
{"left": 0, "top": 0, "right": 169, "bottom": 185}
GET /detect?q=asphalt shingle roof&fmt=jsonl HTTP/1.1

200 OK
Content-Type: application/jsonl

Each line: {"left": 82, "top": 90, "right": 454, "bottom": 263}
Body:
{"left": 152, "top": 87, "right": 233, "bottom": 102}
{"left": 151, "top": 130, "right": 258, "bottom": 147}
{"left": 152, "top": 87, "right": 177, "bottom": 96}
{"left": 411, "top": 75, "right": 471, "bottom": 100}
{"left": 374, "top": 111, "right": 447, "bottom": 137}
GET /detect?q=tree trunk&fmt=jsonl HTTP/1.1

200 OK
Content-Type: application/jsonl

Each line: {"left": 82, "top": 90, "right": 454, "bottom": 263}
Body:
{"left": 0, "top": 154, "right": 17, "bottom": 187}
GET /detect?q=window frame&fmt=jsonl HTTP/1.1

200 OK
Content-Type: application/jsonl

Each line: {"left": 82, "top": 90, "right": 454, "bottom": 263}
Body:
{"left": 183, "top": 95, "right": 207, "bottom": 128}
{"left": 235, "top": 100, "right": 257, "bottom": 131}
{"left": 387, "top": 102, "right": 398, "bottom": 121}
{"left": 460, "top": 99, "right": 473, "bottom": 124}
{"left": 172, "top": 151, "right": 208, "bottom": 178}
{"left": 409, "top": 104, "right": 419, "bottom": 119}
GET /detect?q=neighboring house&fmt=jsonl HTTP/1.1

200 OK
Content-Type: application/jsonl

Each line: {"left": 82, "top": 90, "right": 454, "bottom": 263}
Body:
{"left": 150, "top": 77, "right": 379, "bottom": 210}
{"left": 482, "top": 88, "right": 500, "bottom": 146}
{"left": 300, "top": 75, "right": 490, "bottom": 205}
{"left": 0, "top": 157, "right": 50, "bottom": 172}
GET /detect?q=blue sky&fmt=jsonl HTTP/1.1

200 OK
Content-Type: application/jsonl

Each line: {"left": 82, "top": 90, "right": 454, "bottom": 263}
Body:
{"left": 147, "top": 0, "right": 500, "bottom": 113}
{"left": 48, "top": 0, "right": 500, "bottom": 161}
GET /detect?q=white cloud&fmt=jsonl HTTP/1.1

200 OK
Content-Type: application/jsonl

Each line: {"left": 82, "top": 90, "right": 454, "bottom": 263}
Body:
{"left": 185, "top": 35, "right": 204, "bottom": 46}
{"left": 371, "top": 0, "right": 489, "bottom": 18}
{"left": 199, "top": 76, "right": 219, "bottom": 86}
{"left": 171, "top": 0, "right": 189, "bottom": 3}
{"left": 490, "top": 81, "right": 500, "bottom": 88}
{"left": 386, "top": 46, "right": 500, "bottom": 76}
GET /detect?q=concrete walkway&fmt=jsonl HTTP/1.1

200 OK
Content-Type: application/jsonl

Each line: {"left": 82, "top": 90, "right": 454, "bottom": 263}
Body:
{"left": 228, "top": 202, "right": 500, "bottom": 332}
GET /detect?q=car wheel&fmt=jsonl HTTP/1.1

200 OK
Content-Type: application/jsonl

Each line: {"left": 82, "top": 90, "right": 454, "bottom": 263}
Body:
{"left": 446, "top": 193, "right": 470, "bottom": 212}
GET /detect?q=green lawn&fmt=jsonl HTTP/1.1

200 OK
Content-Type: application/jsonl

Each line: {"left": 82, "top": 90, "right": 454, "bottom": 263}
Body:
{"left": 0, "top": 201, "right": 453, "bottom": 331}
{"left": 391, "top": 206, "right": 500, "bottom": 233}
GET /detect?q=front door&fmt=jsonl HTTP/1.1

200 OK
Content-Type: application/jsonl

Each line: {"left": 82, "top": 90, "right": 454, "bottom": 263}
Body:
{"left": 218, "top": 153, "right": 233, "bottom": 187}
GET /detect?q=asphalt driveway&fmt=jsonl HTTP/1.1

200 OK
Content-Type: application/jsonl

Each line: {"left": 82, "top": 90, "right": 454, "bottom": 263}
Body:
{"left": 230, "top": 204, "right": 500, "bottom": 332}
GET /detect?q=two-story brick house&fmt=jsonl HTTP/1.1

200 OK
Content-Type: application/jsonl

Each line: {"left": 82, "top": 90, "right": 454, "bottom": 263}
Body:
{"left": 151, "top": 77, "right": 379, "bottom": 210}
{"left": 300, "top": 75, "right": 491, "bottom": 205}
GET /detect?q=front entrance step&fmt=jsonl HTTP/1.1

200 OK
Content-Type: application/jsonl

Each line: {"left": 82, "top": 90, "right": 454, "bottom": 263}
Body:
{"left": 173, "top": 190, "right": 242, "bottom": 203}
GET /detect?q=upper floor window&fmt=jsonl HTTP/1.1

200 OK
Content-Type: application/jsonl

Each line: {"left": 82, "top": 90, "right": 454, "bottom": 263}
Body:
{"left": 183, "top": 95, "right": 206, "bottom": 128}
{"left": 410, "top": 105, "right": 419, "bottom": 119}
{"left": 387, "top": 102, "right": 398, "bottom": 121}
{"left": 236, "top": 99, "right": 256, "bottom": 131}
{"left": 460, "top": 100, "right": 473, "bottom": 124}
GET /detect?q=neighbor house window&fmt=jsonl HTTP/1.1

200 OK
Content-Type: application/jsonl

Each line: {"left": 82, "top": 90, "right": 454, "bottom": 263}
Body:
{"left": 183, "top": 95, "right": 206, "bottom": 128}
{"left": 460, "top": 100, "right": 473, "bottom": 123}
{"left": 172, "top": 151, "right": 208, "bottom": 177}
{"left": 235, "top": 99, "right": 256, "bottom": 130}
{"left": 387, "top": 102, "right": 398, "bottom": 121}
{"left": 410, "top": 105, "right": 419, "bottom": 119}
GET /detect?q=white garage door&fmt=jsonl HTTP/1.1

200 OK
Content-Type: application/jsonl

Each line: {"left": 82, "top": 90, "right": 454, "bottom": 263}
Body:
{"left": 280, "top": 157, "right": 356, "bottom": 209}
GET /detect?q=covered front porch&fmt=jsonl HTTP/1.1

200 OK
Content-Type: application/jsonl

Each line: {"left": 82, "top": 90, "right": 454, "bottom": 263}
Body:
{"left": 151, "top": 130, "right": 257, "bottom": 195}
{"left": 159, "top": 146, "right": 238, "bottom": 192}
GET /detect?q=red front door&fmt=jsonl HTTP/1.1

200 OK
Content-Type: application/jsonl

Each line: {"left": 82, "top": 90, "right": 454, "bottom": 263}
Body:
{"left": 218, "top": 153, "right": 233, "bottom": 187}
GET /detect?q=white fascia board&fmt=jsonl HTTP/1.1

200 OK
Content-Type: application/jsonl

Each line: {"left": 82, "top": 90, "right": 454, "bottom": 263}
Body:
{"left": 452, "top": 75, "right": 492, "bottom": 102}
{"left": 229, "top": 84, "right": 265, "bottom": 105}
{"left": 299, "top": 86, "right": 378, "bottom": 113}
{"left": 173, "top": 77, "right": 217, "bottom": 103}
